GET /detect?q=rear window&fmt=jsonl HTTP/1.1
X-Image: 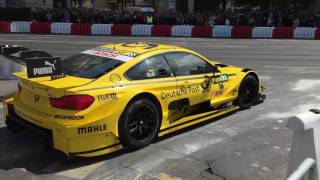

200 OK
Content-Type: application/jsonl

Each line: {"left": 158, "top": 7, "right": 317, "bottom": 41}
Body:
{"left": 62, "top": 53, "right": 124, "bottom": 79}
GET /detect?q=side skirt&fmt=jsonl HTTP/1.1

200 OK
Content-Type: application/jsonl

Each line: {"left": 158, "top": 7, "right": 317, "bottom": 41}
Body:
{"left": 158, "top": 105, "right": 239, "bottom": 137}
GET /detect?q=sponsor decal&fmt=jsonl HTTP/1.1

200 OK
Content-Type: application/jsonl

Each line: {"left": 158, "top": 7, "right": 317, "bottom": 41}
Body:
{"left": 214, "top": 74, "right": 229, "bottom": 84}
{"left": 146, "top": 69, "right": 156, "bottom": 78}
{"left": 78, "top": 124, "right": 107, "bottom": 134}
{"left": 81, "top": 47, "right": 140, "bottom": 62}
{"left": 96, "top": 47, "right": 139, "bottom": 57}
{"left": 54, "top": 114, "right": 84, "bottom": 120}
{"left": 215, "top": 83, "right": 225, "bottom": 96}
{"left": 201, "top": 79, "right": 210, "bottom": 90}
{"left": 26, "top": 57, "right": 62, "bottom": 78}
{"left": 97, "top": 93, "right": 118, "bottom": 102}
{"left": 161, "top": 86, "right": 200, "bottom": 100}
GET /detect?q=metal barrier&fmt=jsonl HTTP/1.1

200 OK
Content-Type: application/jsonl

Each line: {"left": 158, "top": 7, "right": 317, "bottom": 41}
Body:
{"left": 0, "top": 21, "right": 10, "bottom": 32}
{"left": 51, "top": 23, "right": 72, "bottom": 34}
{"left": 131, "top": 24, "right": 152, "bottom": 36}
{"left": 286, "top": 109, "right": 320, "bottom": 180}
{"left": 287, "top": 158, "right": 316, "bottom": 180}
{"left": 316, "top": 29, "right": 320, "bottom": 40}
{"left": 71, "top": 23, "right": 91, "bottom": 35}
{"left": 91, "top": 24, "right": 112, "bottom": 35}
{"left": 273, "top": 27, "right": 294, "bottom": 39}
{"left": 294, "top": 27, "right": 316, "bottom": 39}
{"left": 192, "top": 26, "right": 212, "bottom": 38}
{"left": 212, "top": 25, "right": 233, "bottom": 38}
{"left": 31, "top": 22, "right": 51, "bottom": 34}
{"left": 232, "top": 26, "right": 253, "bottom": 38}
{"left": 111, "top": 24, "right": 131, "bottom": 36}
{"left": 172, "top": 25, "right": 193, "bottom": 37}
{"left": 151, "top": 25, "right": 172, "bottom": 37}
{"left": 252, "top": 27, "right": 275, "bottom": 38}
{"left": 10, "top": 21, "right": 31, "bottom": 33}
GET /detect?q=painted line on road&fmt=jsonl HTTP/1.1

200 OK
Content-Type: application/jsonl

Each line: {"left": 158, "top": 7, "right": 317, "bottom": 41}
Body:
{"left": 263, "top": 66, "right": 320, "bottom": 69}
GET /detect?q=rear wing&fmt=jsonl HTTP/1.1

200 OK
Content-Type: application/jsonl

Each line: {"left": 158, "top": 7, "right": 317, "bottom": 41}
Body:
{"left": 0, "top": 45, "right": 62, "bottom": 80}
{"left": 0, "top": 45, "right": 53, "bottom": 65}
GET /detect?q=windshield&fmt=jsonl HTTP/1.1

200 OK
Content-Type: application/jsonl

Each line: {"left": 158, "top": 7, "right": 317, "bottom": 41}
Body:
{"left": 62, "top": 53, "right": 124, "bottom": 79}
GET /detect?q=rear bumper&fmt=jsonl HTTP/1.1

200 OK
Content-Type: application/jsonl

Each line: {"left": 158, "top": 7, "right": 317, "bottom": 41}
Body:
{"left": 4, "top": 103, "right": 123, "bottom": 157}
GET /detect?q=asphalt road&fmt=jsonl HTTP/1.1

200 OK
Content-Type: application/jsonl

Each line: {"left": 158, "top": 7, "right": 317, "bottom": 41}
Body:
{"left": 1, "top": 34, "right": 320, "bottom": 180}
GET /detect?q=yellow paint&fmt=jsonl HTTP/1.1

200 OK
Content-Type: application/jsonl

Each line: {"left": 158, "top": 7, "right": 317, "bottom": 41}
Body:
{"left": 2, "top": 42, "right": 263, "bottom": 157}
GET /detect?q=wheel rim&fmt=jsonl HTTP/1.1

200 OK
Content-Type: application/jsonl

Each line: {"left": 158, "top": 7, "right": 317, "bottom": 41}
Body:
{"left": 238, "top": 80, "right": 258, "bottom": 106}
{"left": 127, "top": 104, "right": 157, "bottom": 141}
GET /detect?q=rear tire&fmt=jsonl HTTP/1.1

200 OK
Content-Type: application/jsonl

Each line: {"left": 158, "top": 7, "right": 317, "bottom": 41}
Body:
{"left": 6, "top": 119, "right": 23, "bottom": 132}
{"left": 235, "top": 75, "right": 259, "bottom": 109}
{"left": 119, "top": 98, "right": 160, "bottom": 150}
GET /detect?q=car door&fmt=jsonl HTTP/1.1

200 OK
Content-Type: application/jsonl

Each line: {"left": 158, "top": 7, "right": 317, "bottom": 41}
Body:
{"left": 125, "top": 54, "right": 178, "bottom": 113}
{"left": 164, "top": 52, "right": 220, "bottom": 107}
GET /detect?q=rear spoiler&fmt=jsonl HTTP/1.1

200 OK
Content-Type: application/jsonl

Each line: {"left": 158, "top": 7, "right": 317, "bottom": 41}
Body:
{"left": 0, "top": 45, "right": 64, "bottom": 80}
{"left": 0, "top": 45, "right": 53, "bottom": 65}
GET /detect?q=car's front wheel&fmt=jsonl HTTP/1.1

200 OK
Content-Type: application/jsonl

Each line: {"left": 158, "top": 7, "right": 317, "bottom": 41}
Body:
{"left": 235, "top": 75, "right": 259, "bottom": 109}
{"left": 119, "top": 98, "right": 160, "bottom": 150}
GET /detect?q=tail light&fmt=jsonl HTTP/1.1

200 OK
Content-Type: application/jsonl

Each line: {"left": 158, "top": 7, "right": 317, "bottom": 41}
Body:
{"left": 49, "top": 95, "right": 94, "bottom": 110}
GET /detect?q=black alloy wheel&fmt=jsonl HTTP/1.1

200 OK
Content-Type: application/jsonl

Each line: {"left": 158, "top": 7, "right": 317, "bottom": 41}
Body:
{"left": 235, "top": 75, "right": 259, "bottom": 109}
{"left": 119, "top": 98, "right": 160, "bottom": 150}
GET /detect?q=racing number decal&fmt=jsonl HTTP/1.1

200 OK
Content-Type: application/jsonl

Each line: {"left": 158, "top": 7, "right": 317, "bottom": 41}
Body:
{"left": 219, "top": 83, "right": 224, "bottom": 90}
{"left": 214, "top": 74, "right": 228, "bottom": 97}
{"left": 214, "top": 74, "right": 229, "bottom": 84}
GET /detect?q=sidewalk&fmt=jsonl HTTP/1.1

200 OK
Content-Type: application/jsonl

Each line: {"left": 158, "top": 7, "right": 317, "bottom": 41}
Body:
{"left": 0, "top": 80, "right": 18, "bottom": 100}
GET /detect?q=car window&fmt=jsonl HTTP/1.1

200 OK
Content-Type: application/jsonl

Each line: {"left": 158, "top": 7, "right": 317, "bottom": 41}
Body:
{"left": 164, "top": 52, "right": 214, "bottom": 76}
{"left": 126, "top": 55, "right": 173, "bottom": 80}
{"left": 62, "top": 53, "right": 124, "bottom": 79}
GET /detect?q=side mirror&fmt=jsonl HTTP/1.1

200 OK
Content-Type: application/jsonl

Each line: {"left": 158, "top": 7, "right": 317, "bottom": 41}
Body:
{"left": 212, "top": 65, "right": 219, "bottom": 73}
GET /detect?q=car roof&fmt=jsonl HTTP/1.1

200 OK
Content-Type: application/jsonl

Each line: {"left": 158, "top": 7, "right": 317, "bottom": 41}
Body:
{"left": 99, "top": 42, "right": 183, "bottom": 55}
{"left": 80, "top": 42, "right": 192, "bottom": 62}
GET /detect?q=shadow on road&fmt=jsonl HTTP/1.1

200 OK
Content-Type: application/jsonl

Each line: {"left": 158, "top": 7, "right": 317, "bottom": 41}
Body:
{"left": 0, "top": 126, "right": 129, "bottom": 175}
{"left": 0, "top": 110, "right": 239, "bottom": 175}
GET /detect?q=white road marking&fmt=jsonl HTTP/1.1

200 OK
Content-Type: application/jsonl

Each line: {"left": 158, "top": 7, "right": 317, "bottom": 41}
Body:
{"left": 263, "top": 65, "right": 320, "bottom": 69}
{"left": 259, "top": 103, "right": 320, "bottom": 119}
{"left": 181, "top": 137, "right": 224, "bottom": 155}
{"left": 251, "top": 162, "right": 260, "bottom": 168}
{"left": 259, "top": 76, "right": 272, "bottom": 81}
{"left": 262, "top": 167, "right": 270, "bottom": 172}
{"left": 292, "top": 79, "right": 320, "bottom": 91}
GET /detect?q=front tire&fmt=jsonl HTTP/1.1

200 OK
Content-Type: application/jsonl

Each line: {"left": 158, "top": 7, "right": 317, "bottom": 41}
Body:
{"left": 235, "top": 75, "right": 259, "bottom": 109}
{"left": 119, "top": 98, "right": 160, "bottom": 150}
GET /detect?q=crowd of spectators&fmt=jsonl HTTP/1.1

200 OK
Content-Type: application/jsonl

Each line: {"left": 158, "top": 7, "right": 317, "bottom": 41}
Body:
{"left": 29, "top": 7, "right": 320, "bottom": 27}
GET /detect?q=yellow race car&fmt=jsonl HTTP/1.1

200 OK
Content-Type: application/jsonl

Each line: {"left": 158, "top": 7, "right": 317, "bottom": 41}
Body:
{"left": 2, "top": 42, "right": 265, "bottom": 157}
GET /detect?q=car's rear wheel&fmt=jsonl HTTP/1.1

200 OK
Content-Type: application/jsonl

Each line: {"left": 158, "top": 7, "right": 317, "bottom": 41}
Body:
{"left": 119, "top": 98, "right": 160, "bottom": 150}
{"left": 235, "top": 75, "right": 259, "bottom": 109}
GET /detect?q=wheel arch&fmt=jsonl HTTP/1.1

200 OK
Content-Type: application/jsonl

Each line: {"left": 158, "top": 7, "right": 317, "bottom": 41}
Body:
{"left": 118, "top": 92, "right": 163, "bottom": 133}
{"left": 245, "top": 71, "right": 260, "bottom": 87}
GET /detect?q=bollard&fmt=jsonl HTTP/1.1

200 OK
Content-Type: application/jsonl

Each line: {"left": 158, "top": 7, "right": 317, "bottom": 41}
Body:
{"left": 286, "top": 109, "right": 320, "bottom": 180}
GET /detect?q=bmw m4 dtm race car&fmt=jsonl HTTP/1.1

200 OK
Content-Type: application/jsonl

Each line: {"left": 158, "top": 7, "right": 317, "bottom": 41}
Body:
{"left": 1, "top": 42, "right": 265, "bottom": 157}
